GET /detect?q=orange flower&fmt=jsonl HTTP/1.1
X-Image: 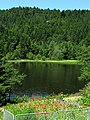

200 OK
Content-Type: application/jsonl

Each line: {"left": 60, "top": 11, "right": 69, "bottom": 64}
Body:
{"left": 35, "top": 104, "right": 39, "bottom": 107}
{"left": 54, "top": 102, "right": 59, "bottom": 107}
{"left": 43, "top": 105, "right": 46, "bottom": 109}
{"left": 66, "top": 104, "right": 72, "bottom": 108}
{"left": 60, "top": 104, "right": 63, "bottom": 106}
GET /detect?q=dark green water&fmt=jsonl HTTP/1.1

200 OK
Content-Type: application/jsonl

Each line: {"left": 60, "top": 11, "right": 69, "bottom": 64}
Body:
{"left": 12, "top": 62, "right": 85, "bottom": 98}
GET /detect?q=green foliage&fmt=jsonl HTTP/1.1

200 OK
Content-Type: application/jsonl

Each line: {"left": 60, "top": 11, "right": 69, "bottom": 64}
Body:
{"left": 4, "top": 52, "right": 15, "bottom": 60}
{"left": 42, "top": 56, "right": 46, "bottom": 61}
{"left": 36, "top": 54, "right": 42, "bottom": 60}
{"left": 78, "top": 83, "right": 90, "bottom": 106}
{"left": 0, "top": 7, "right": 90, "bottom": 61}
{"left": 12, "top": 95, "right": 29, "bottom": 103}
{"left": 78, "top": 46, "right": 90, "bottom": 81}
{"left": 79, "top": 66, "right": 90, "bottom": 81}
{"left": 26, "top": 52, "right": 34, "bottom": 60}
{"left": 0, "top": 60, "right": 25, "bottom": 105}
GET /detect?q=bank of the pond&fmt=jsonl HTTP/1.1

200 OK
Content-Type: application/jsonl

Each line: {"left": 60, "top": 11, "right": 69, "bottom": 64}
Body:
{"left": 8, "top": 59, "right": 80, "bottom": 64}
{"left": 3, "top": 93, "right": 90, "bottom": 115}
{"left": 1, "top": 87, "right": 90, "bottom": 120}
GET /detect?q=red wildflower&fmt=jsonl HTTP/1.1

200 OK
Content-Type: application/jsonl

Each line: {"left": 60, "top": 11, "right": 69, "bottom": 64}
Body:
{"left": 55, "top": 102, "right": 59, "bottom": 107}
{"left": 43, "top": 105, "right": 46, "bottom": 109}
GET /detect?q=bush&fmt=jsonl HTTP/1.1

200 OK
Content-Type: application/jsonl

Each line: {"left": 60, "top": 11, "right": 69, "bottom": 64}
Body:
{"left": 42, "top": 56, "right": 46, "bottom": 61}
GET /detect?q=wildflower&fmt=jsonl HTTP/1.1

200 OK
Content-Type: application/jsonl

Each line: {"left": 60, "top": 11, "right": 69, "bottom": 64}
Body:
{"left": 60, "top": 103, "right": 63, "bottom": 106}
{"left": 16, "top": 106, "right": 19, "bottom": 109}
{"left": 43, "top": 105, "right": 46, "bottom": 109}
{"left": 35, "top": 104, "right": 39, "bottom": 107}
{"left": 55, "top": 102, "right": 59, "bottom": 107}
{"left": 36, "top": 110, "right": 40, "bottom": 115}
{"left": 66, "top": 104, "right": 72, "bottom": 108}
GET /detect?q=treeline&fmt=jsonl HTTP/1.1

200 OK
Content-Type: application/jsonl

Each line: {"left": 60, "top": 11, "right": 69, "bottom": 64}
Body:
{"left": 0, "top": 7, "right": 90, "bottom": 60}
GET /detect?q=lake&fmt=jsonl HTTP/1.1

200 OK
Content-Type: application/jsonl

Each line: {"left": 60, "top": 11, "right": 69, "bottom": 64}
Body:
{"left": 11, "top": 62, "right": 85, "bottom": 98}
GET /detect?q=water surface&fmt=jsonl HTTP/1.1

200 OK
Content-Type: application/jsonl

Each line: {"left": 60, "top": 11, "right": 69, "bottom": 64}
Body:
{"left": 12, "top": 62, "right": 84, "bottom": 98}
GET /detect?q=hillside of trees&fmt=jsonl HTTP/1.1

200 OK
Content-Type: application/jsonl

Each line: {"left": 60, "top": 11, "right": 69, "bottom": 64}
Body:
{"left": 0, "top": 7, "right": 90, "bottom": 105}
{"left": 0, "top": 7, "right": 90, "bottom": 60}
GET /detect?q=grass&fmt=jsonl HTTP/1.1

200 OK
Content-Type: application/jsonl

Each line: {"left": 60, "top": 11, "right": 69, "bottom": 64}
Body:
{"left": 0, "top": 112, "right": 3, "bottom": 120}
{"left": 8, "top": 59, "right": 80, "bottom": 65}
{"left": 0, "top": 109, "right": 88, "bottom": 120}
{"left": 14, "top": 110, "right": 88, "bottom": 120}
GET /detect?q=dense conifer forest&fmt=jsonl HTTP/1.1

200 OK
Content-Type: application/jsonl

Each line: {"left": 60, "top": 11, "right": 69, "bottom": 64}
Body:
{"left": 0, "top": 7, "right": 90, "bottom": 60}
{"left": 0, "top": 7, "right": 90, "bottom": 104}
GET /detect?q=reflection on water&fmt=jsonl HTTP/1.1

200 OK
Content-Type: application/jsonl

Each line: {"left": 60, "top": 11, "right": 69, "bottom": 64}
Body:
{"left": 11, "top": 62, "right": 85, "bottom": 98}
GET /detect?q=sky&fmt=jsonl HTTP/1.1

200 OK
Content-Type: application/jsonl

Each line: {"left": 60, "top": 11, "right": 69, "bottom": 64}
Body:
{"left": 0, "top": 0, "right": 90, "bottom": 10}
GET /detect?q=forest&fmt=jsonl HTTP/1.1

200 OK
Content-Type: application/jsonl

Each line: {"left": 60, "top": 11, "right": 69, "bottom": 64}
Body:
{"left": 0, "top": 7, "right": 90, "bottom": 60}
{"left": 0, "top": 7, "right": 90, "bottom": 105}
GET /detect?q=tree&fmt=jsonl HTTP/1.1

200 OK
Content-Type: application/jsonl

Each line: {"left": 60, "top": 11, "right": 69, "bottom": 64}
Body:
{"left": 36, "top": 54, "right": 42, "bottom": 60}
{"left": 0, "top": 60, "right": 25, "bottom": 105}
{"left": 78, "top": 45, "right": 90, "bottom": 81}
{"left": 0, "top": 7, "right": 90, "bottom": 61}
{"left": 26, "top": 52, "right": 34, "bottom": 60}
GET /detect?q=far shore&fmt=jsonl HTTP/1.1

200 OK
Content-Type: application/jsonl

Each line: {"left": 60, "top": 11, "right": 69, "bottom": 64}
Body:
{"left": 8, "top": 59, "right": 81, "bottom": 64}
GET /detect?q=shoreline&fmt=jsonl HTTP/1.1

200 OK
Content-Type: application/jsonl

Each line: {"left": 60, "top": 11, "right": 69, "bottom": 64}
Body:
{"left": 8, "top": 59, "right": 80, "bottom": 64}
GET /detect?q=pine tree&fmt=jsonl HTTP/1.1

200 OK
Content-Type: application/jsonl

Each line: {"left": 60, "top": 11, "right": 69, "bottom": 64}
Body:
{"left": 0, "top": 60, "right": 25, "bottom": 105}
